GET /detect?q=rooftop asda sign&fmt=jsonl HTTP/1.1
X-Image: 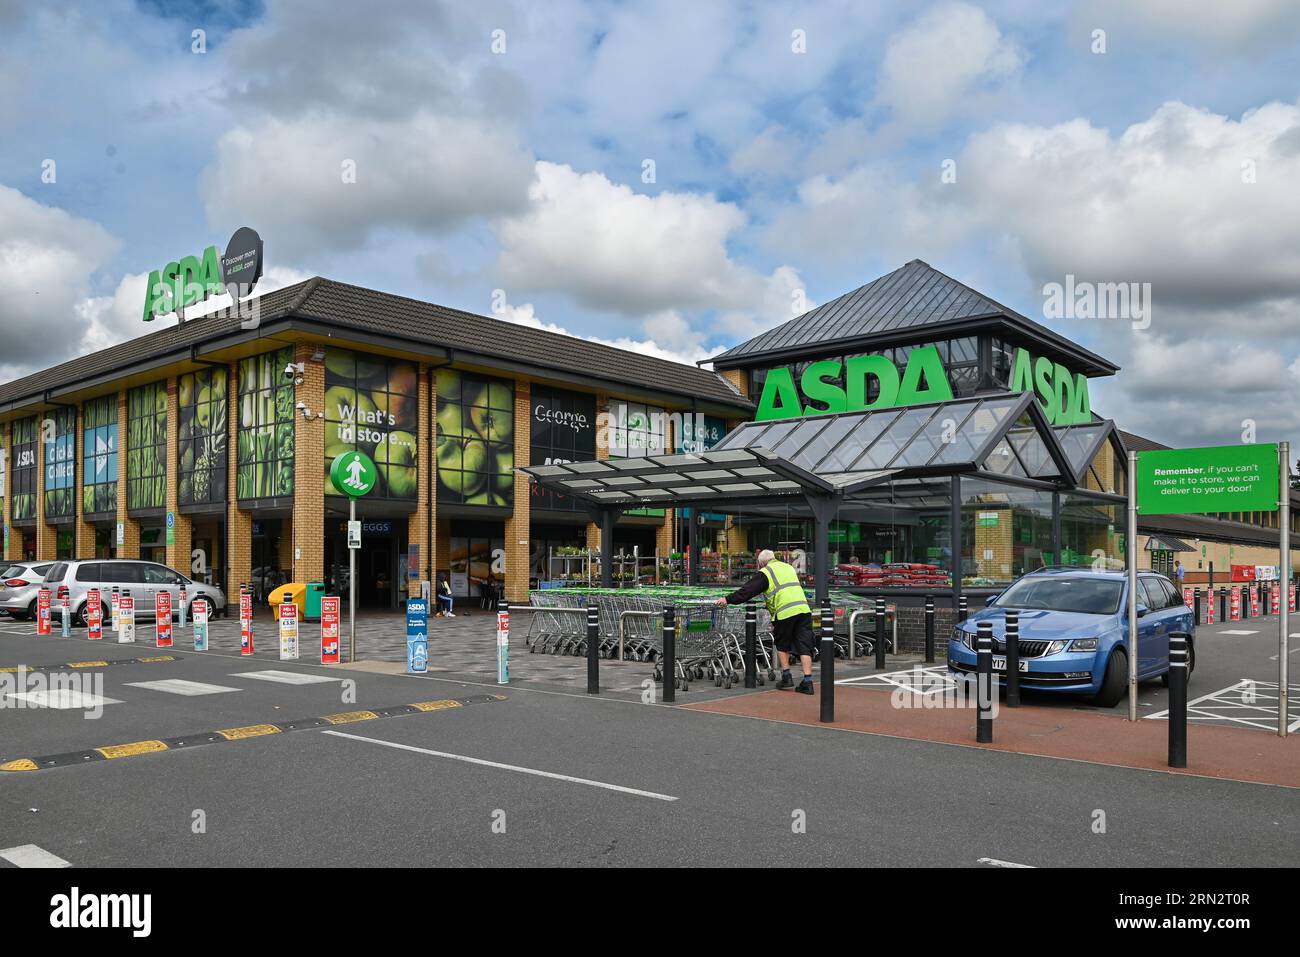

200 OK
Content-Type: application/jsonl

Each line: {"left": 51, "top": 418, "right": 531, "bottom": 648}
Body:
{"left": 142, "top": 227, "right": 263, "bottom": 322}
{"left": 754, "top": 345, "right": 1091, "bottom": 425}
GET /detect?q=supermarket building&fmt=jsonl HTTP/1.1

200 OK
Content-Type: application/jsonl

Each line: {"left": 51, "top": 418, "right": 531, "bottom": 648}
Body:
{"left": 1, "top": 259, "right": 1296, "bottom": 609}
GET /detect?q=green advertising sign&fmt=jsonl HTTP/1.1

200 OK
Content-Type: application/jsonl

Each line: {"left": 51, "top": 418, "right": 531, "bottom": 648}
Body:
{"left": 754, "top": 346, "right": 1091, "bottom": 424}
{"left": 330, "top": 451, "right": 378, "bottom": 498}
{"left": 1136, "top": 444, "right": 1279, "bottom": 516}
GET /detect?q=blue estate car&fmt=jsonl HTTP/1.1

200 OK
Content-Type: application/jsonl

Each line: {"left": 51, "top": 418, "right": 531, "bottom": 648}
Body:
{"left": 948, "top": 568, "right": 1195, "bottom": 707}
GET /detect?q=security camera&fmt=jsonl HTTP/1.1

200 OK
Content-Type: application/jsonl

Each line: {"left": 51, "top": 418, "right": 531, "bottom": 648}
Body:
{"left": 283, "top": 361, "right": 305, "bottom": 381}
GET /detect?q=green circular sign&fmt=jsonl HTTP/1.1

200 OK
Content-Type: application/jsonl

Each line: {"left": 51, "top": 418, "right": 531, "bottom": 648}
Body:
{"left": 330, "top": 451, "right": 378, "bottom": 498}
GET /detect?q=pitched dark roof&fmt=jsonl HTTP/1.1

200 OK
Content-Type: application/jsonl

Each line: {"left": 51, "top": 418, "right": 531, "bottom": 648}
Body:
{"left": 1118, "top": 429, "right": 1169, "bottom": 452}
{"left": 709, "top": 259, "right": 1119, "bottom": 375}
{"left": 0, "top": 277, "right": 749, "bottom": 411}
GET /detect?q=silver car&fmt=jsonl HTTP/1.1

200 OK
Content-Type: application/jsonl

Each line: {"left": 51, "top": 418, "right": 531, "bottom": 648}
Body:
{"left": 43, "top": 559, "right": 227, "bottom": 627}
{"left": 0, "top": 562, "right": 56, "bottom": 620}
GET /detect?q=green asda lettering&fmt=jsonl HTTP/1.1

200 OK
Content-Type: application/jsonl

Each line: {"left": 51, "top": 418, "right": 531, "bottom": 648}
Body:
{"left": 754, "top": 346, "right": 1091, "bottom": 424}
{"left": 142, "top": 246, "right": 223, "bottom": 322}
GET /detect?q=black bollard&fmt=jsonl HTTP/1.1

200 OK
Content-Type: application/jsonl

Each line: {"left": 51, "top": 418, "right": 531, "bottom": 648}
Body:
{"left": 743, "top": 602, "right": 757, "bottom": 689}
{"left": 1168, "top": 633, "right": 1188, "bottom": 768}
{"left": 1193, "top": 587, "right": 1201, "bottom": 625}
{"left": 1005, "top": 608, "right": 1021, "bottom": 709}
{"left": 662, "top": 605, "right": 676, "bottom": 702}
{"left": 820, "top": 603, "right": 834, "bottom": 723}
{"left": 958, "top": 594, "right": 969, "bottom": 623}
{"left": 586, "top": 603, "right": 599, "bottom": 695}
{"left": 874, "top": 596, "right": 886, "bottom": 670}
{"left": 1219, "top": 587, "right": 1227, "bottom": 624}
{"left": 924, "top": 595, "right": 935, "bottom": 664}
{"left": 976, "top": 620, "right": 994, "bottom": 743}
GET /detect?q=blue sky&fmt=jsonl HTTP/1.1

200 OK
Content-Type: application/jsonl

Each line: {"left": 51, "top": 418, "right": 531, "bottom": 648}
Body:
{"left": 3, "top": 0, "right": 1300, "bottom": 452}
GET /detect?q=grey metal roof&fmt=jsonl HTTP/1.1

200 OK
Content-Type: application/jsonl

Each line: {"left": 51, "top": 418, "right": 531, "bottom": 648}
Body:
{"left": 523, "top": 391, "right": 1075, "bottom": 508}
{"left": 709, "top": 259, "right": 1119, "bottom": 375}
{"left": 0, "top": 277, "right": 750, "bottom": 412}
{"left": 1145, "top": 534, "right": 1196, "bottom": 552}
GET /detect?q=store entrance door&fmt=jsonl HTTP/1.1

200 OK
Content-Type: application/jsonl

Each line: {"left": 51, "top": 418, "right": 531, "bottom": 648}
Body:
{"left": 325, "top": 519, "right": 400, "bottom": 610}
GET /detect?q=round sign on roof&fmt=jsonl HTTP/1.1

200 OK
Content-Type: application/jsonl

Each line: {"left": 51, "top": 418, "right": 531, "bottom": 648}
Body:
{"left": 221, "top": 226, "right": 264, "bottom": 300}
{"left": 330, "top": 451, "right": 377, "bottom": 498}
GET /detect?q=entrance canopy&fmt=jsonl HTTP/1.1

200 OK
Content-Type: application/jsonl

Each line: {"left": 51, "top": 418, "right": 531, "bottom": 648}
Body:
{"left": 523, "top": 391, "right": 1087, "bottom": 509}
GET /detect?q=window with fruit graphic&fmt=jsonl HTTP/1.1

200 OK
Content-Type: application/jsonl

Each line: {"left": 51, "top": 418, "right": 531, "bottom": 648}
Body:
{"left": 43, "top": 407, "right": 75, "bottom": 519}
{"left": 126, "top": 383, "right": 167, "bottom": 510}
{"left": 324, "top": 349, "right": 419, "bottom": 500}
{"left": 82, "top": 396, "right": 117, "bottom": 515}
{"left": 10, "top": 416, "right": 37, "bottom": 521}
{"left": 435, "top": 369, "right": 514, "bottom": 507}
{"left": 237, "top": 348, "right": 295, "bottom": 501}
{"left": 178, "top": 367, "right": 228, "bottom": 506}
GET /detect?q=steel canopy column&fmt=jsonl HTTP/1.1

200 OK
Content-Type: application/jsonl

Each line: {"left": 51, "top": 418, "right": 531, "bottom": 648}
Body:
{"left": 804, "top": 493, "right": 836, "bottom": 606}
{"left": 951, "top": 474, "right": 963, "bottom": 611}
{"left": 687, "top": 508, "right": 700, "bottom": 586}
{"left": 1052, "top": 490, "right": 1062, "bottom": 565}
{"left": 600, "top": 507, "right": 616, "bottom": 588}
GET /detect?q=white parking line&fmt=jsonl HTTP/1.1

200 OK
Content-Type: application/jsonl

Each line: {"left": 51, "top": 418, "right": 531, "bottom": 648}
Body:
{"left": 3, "top": 690, "right": 123, "bottom": 709}
{"left": 1217, "top": 630, "right": 1258, "bottom": 636}
{"left": 0, "top": 844, "right": 71, "bottom": 868}
{"left": 230, "top": 670, "right": 338, "bottom": 685}
{"left": 323, "top": 730, "right": 678, "bottom": 801}
{"left": 126, "top": 679, "right": 241, "bottom": 696}
{"left": 977, "top": 857, "right": 1035, "bottom": 868}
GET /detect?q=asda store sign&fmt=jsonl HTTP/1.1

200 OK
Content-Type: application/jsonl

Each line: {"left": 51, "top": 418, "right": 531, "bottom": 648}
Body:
{"left": 754, "top": 346, "right": 1091, "bottom": 425}
{"left": 142, "top": 227, "right": 263, "bottom": 322}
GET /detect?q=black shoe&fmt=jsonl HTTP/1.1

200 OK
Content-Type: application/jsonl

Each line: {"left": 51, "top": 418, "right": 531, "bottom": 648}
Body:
{"left": 796, "top": 679, "right": 815, "bottom": 695}
{"left": 775, "top": 672, "right": 795, "bottom": 690}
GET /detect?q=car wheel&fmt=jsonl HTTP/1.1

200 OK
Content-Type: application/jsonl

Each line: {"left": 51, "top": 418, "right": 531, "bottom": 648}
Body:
{"left": 1092, "top": 649, "right": 1128, "bottom": 708}
{"left": 26, "top": 598, "right": 38, "bottom": 622}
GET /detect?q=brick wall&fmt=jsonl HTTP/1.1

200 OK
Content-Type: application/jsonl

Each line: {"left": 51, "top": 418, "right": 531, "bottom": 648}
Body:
{"left": 503, "top": 380, "right": 531, "bottom": 602}
{"left": 225, "top": 364, "right": 252, "bottom": 591}
{"left": 291, "top": 343, "right": 324, "bottom": 584}
{"left": 891, "top": 602, "right": 959, "bottom": 656}
{"left": 164, "top": 378, "right": 193, "bottom": 571}
{"left": 115, "top": 391, "right": 140, "bottom": 559}
{"left": 720, "top": 367, "right": 748, "bottom": 397}
{"left": 406, "top": 364, "right": 431, "bottom": 600}
{"left": 973, "top": 507, "right": 1013, "bottom": 581}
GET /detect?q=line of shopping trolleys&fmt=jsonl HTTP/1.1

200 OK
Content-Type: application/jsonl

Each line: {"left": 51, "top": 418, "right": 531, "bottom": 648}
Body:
{"left": 522, "top": 589, "right": 895, "bottom": 692}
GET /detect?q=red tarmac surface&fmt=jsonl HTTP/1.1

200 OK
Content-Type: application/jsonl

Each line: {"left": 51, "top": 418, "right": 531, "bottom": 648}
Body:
{"left": 686, "top": 684, "right": 1300, "bottom": 788}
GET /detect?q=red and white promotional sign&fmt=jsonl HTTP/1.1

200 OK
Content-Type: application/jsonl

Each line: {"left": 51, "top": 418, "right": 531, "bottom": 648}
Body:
{"left": 321, "top": 596, "right": 341, "bottom": 664}
{"left": 36, "top": 588, "right": 51, "bottom": 635}
{"left": 278, "top": 602, "right": 299, "bottom": 661}
{"left": 87, "top": 588, "right": 103, "bottom": 640}
{"left": 155, "top": 591, "right": 173, "bottom": 647}
{"left": 1290, "top": 583, "right": 1296, "bottom": 613}
{"left": 119, "top": 594, "right": 136, "bottom": 643}
{"left": 240, "top": 591, "right": 254, "bottom": 656}
{"left": 1205, "top": 591, "right": 1215, "bottom": 624}
{"left": 110, "top": 589, "right": 121, "bottom": 632}
{"left": 1182, "top": 587, "right": 1193, "bottom": 610}
{"left": 1271, "top": 585, "right": 1280, "bottom": 614}
{"left": 1251, "top": 589, "right": 1261, "bottom": 617}
{"left": 1230, "top": 587, "right": 1242, "bottom": 621}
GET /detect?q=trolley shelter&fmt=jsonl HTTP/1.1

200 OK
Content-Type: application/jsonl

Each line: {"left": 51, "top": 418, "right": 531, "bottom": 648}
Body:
{"left": 523, "top": 389, "right": 1129, "bottom": 610}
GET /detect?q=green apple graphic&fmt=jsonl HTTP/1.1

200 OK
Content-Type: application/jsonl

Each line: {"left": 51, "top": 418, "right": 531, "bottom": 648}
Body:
{"left": 376, "top": 431, "right": 418, "bottom": 497}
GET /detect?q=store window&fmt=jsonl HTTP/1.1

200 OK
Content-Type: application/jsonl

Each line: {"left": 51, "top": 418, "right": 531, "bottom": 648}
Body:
{"left": 529, "top": 385, "right": 596, "bottom": 512}
{"left": 324, "top": 349, "right": 419, "bottom": 500}
{"left": 126, "top": 382, "right": 167, "bottom": 510}
{"left": 435, "top": 369, "right": 513, "bottom": 506}
{"left": 178, "top": 368, "right": 229, "bottom": 506}
{"left": 43, "top": 408, "right": 75, "bottom": 519}
{"left": 82, "top": 396, "right": 118, "bottom": 516}
{"left": 10, "top": 417, "right": 37, "bottom": 521}
{"left": 237, "top": 348, "right": 295, "bottom": 500}
{"left": 607, "top": 400, "right": 667, "bottom": 517}
{"left": 1061, "top": 494, "right": 1122, "bottom": 569}
{"left": 449, "top": 534, "right": 504, "bottom": 598}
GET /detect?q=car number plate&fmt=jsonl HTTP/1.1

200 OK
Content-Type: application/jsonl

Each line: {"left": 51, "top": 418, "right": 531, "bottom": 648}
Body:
{"left": 992, "top": 655, "right": 1029, "bottom": 673}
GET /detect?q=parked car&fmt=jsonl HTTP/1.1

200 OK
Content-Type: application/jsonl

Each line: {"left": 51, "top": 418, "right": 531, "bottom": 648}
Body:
{"left": 948, "top": 567, "right": 1195, "bottom": 707}
{"left": 42, "top": 559, "right": 227, "bottom": 627}
{"left": 0, "top": 562, "right": 56, "bottom": 620}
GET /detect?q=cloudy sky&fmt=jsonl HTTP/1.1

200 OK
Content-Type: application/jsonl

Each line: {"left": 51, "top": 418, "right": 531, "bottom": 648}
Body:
{"left": 3, "top": 0, "right": 1300, "bottom": 453}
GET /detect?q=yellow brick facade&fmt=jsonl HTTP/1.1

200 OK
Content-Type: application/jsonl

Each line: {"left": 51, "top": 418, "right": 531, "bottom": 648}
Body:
{"left": 405, "top": 365, "right": 431, "bottom": 600}
{"left": 720, "top": 367, "right": 748, "bottom": 397}
{"left": 291, "top": 342, "right": 324, "bottom": 584}
{"left": 503, "top": 380, "right": 531, "bottom": 603}
{"left": 1, "top": 421, "right": 15, "bottom": 562}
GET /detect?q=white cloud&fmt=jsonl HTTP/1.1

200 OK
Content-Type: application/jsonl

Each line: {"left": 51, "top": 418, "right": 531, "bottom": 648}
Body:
{"left": 1077, "top": 0, "right": 1300, "bottom": 51}
{"left": 495, "top": 161, "right": 807, "bottom": 339}
{"left": 876, "top": 1, "right": 1024, "bottom": 130}
{"left": 0, "top": 185, "right": 118, "bottom": 381}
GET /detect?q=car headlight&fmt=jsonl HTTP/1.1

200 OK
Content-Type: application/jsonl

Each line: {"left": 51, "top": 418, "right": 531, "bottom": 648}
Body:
{"left": 952, "top": 627, "right": 972, "bottom": 650}
{"left": 1044, "top": 640, "right": 1069, "bottom": 655}
{"left": 1070, "top": 638, "right": 1099, "bottom": 652}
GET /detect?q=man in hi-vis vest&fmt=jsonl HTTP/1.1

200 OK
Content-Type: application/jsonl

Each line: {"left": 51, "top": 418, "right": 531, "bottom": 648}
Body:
{"left": 715, "top": 548, "right": 815, "bottom": 693}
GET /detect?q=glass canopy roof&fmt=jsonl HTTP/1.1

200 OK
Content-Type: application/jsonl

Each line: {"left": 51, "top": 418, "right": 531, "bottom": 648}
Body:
{"left": 523, "top": 391, "right": 1103, "bottom": 509}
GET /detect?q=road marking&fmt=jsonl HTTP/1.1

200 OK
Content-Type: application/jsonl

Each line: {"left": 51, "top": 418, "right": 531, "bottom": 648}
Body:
{"left": 977, "top": 857, "right": 1034, "bottom": 868}
{"left": 125, "top": 679, "right": 241, "bottom": 696}
{"left": 1147, "top": 678, "right": 1300, "bottom": 732}
{"left": 0, "top": 844, "right": 71, "bottom": 868}
{"left": 231, "top": 670, "right": 339, "bottom": 685}
{"left": 217, "top": 724, "right": 280, "bottom": 740}
{"left": 323, "top": 730, "right": 679, "bottom": 802}
{"left": 3, "top": 690, "right": 123, "bottom": 709}
{"left": 97, "top": 740, "right": 168, "bottom": 759}
{"left": 1217, "top": 630, "right": 1258, "bottom": 636}
{"left": 321, "top": 710, "right": 379, "bottom": 724}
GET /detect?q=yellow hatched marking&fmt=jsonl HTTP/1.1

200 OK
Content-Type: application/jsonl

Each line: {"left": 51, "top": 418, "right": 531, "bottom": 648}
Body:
{"left": 322, "top": 710, "right": 379, "bottom": 725}
{"left": 0, "top": 758, "right": 38, "bottom": 772}
{"left": 97, "top": 740, "right": 168, "bottom": 760}
{"left": 217, "top": 724, "right": 281, "bottom": 741}
{"left": 409, "top": 700, "right": 462, "bottom": 712}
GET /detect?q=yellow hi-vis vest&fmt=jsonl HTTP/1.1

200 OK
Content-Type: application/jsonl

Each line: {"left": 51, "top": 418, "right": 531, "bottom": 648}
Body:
{"left": 761, "top": 560, "right": 811, "bottom": 621}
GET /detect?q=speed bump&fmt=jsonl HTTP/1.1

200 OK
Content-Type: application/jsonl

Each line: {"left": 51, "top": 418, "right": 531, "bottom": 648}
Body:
{"left": 0, "top": 693, "right": 502, "bottom": 773}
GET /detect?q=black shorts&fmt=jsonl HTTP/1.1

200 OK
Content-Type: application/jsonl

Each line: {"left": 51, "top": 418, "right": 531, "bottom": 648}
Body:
{"left": 772, "top": 612, "right": 816, "bottom": 657}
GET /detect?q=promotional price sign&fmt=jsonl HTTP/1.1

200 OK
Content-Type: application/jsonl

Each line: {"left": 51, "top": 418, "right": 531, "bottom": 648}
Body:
{"left": 111, "top": 588, "right": 120, "bottom": 633}
{"left": 497, "top": 603, "right": 509, "bottom": 685}
{"left": 1272, "top": 584, "right": 1280, "bottom": 614}
{"left": 239, "top": 591, "right": 254, "bottom": 656}
{"left": 1182, "top": 587, "right": 1193, "bottom": 610}
{"left": 1205, "top": 591, "right": 1215, "bottom": 624}
{"left": 155, "top": 592, "right": 173, "bottom": 647}
{"left": 178, "top": 585, "right": 187, "bottom": 628}
{"left": 1229, "top": 587, "right": 1242, "bottom": 621}
{"left": 1291, "top": 583, "right": 1296, "bottom": 614}
{"left": 321, "top": 596, "right": 341, "bottom": 664}
{"left": 406, "top": 597, "right": 429, "bottom": 674}
{"left": 36, "top": 588, "right": 51, "bottom": 636}
{"left": 119, "top": 594, "right": 136, "bottom": 643}
{"left": 60, "top": 592, "right": 71, "bottom": 638}
{"left": 87, "top": 588, "right": 103, "bottom": 641}
{"left": 279, "top": 603, "right": 299, "bottom": 660}
{"left": 193, "top": 598, "right": 209, "bottom": 652}
{"left": 1252, "top": 588, "right": 1262, "bottom": 618}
